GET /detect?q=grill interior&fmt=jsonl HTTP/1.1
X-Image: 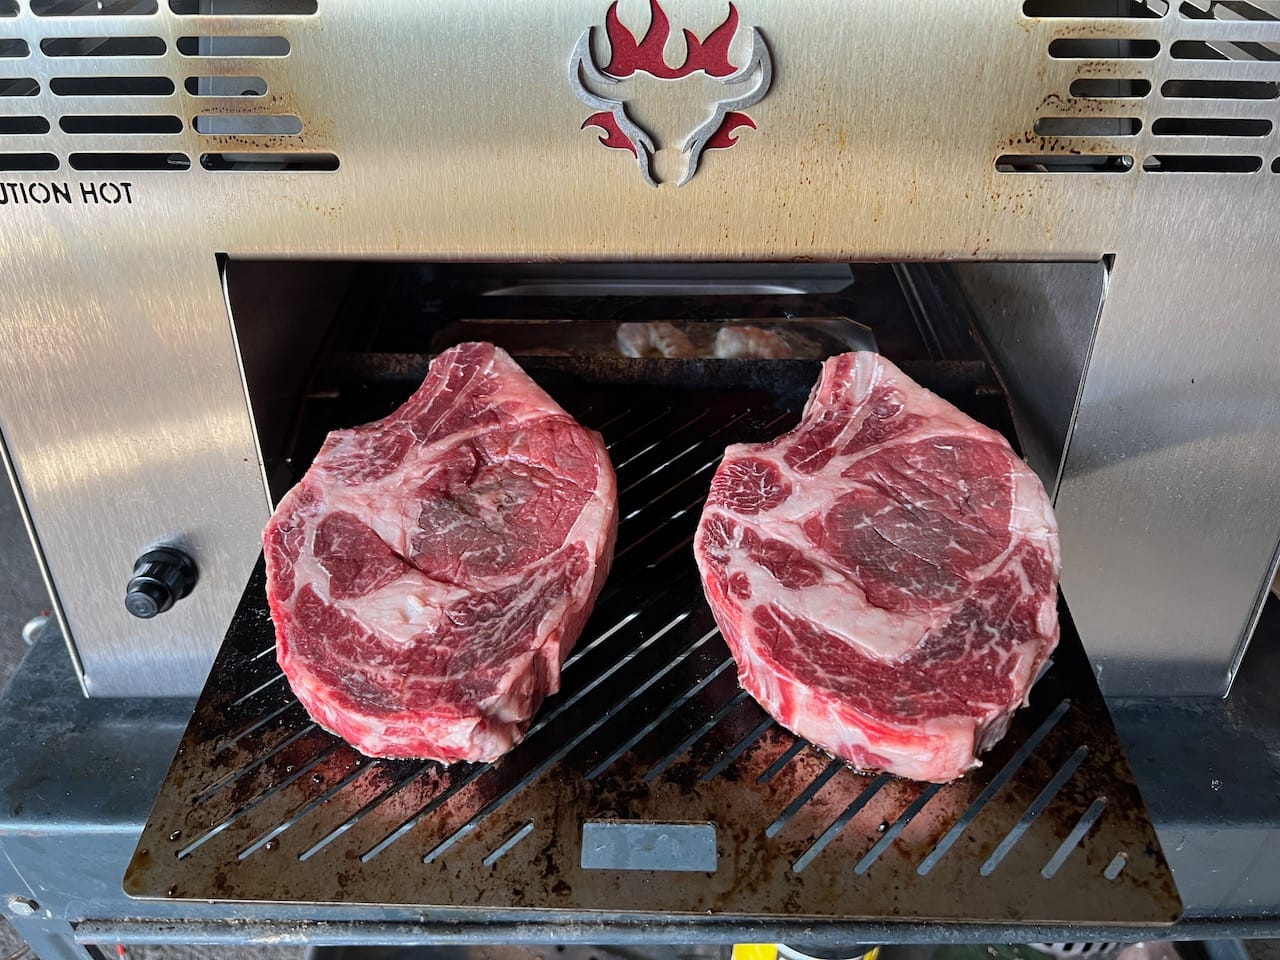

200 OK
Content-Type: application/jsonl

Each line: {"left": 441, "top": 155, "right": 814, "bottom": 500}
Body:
{"left": 125, "top": 308, "right": 1181, "bottom": 924}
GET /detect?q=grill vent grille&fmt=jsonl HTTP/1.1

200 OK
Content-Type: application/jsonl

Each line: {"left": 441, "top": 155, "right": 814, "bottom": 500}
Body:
{"left": 0, "top": 0, "right": 337, "bottom": 173}
{"left": 1010, "top": 0, "right": 1280, "bottom": 174}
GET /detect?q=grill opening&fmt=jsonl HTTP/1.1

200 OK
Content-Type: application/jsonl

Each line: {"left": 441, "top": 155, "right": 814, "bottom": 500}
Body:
{"left": 50, "top": 75, "right": 176, "bottom": 96}
{"left": 1023, "top": 0, "right": 1169, "bottom": 15}
{"left": 1171, "top": 37, "right": 1280, "bottom": 58}
{"left": 169, "top": 0, "right": 317, "bottom": 12}
{"left": 996, "top": 154, "right": 1135, "bottom": 172}
{"left": 176, "top": 34, "right": 290, "bottom": 56}
{"left": 1048, "top": 38, "right": 1161, "bottom": 58}
{"left": 0, "top": 116, "right": 50, "bottom": 135}
{"left": 1069, "top": 77, "right": 1152, "bottom": 97}
{"left": 40, "top": 35, "right": 167, "bottom": 56}
{"left": 1161, "top": 78, "right": 1280, "bottom": 97}
{"left": 184, "top": 75, "right": 267, "bottom": 96}
{"left": 31, "top": 0, "right": 160, "bottom": 14}
{"left": 68, "top": 150, "right": 191, "bottom": 170}
{"left": 60, "top": 114, "right": 183, "bottom": 134}
{"left": 1035, "top": 116, "right": 1143, "bottom": 135}
{"left": 0, "top": 78, "right": 40, "bottom": 97}
{"left": 1180, "top": 0, "right": 1280, "bottom": 17}
{"left": 0, "top": 152, "right": 58, "bottom": 170}
{"left": 0, "top": 0, "right": 16, "bottom": 15}
{"left": 216, "top": 260, "right": 1102, "bottom": 513}
{"left": 1141, "top": 153, "right": 1263, "bottom": 170}
{"left": 199, "top": 151, "right": 336, "bottom": 171}
{"left": 122, "top": 257, "right": 1177, "bottom": 924}
{"left": 1150, "top": 116, "right": 1273, "bottom": 135}
{"left": 0, "top": 38, "right": 28, "bottom": 57}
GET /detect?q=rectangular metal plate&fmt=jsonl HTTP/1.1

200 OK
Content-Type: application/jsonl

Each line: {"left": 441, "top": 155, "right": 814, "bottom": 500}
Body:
{"left": 581, "top": 821, "right": 718, "bottom": 872}
{"left": 124, "top": 366, "right": 1181, "bottom": 926}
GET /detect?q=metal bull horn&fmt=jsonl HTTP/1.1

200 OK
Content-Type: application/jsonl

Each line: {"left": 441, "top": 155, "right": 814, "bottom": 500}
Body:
{"left": 569, "top": 27, "right": 659, "bottom": 188}
{"left": 679, "top": 29, "right": 772, "bottom": 186}
{"left": 569, "top": 6, "right": 772, "bottom": 188}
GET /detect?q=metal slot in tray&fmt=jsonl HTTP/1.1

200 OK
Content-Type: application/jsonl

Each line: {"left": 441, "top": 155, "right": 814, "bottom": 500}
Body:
{"left": 125, "top": 363, "right": 1180, "bottom": 927}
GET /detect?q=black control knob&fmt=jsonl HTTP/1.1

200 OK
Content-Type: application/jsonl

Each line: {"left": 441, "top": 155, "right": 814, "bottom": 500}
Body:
{"left": 125, "top": 547, "right": 197, "bottom": 619}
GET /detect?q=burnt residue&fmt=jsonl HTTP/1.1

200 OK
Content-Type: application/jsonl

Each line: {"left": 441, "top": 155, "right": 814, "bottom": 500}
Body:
{"left": 125, "top": 348, "right": 1180, "bottom": 926}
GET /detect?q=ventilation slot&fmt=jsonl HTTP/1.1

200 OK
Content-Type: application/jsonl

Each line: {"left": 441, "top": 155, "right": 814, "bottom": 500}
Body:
{"left": 1070, "top": 77, "right": 1153, "bottom": 97}
{"left": 0, "top": 78, "right": 40, "bottom": 97}
{"left": 1162, "top": 78, "right": 1280, "bottom": 97}
{"left": 176, "top": 35, "right": 289, "bottom": 56}
{"left": 41, "top": 36, "right": 167, "bottom": 56}
{"left": 996, "top": 154, "right": 1134, "bottom": 172}
{"left": 0, "top": 0, "right": 15, "bottom": 15}
{"left": 1172, "top": 38, "right": 1280, "bottom": 58}
{"left": 1180, "top": 0, "right": 1280, "bottom": 17}
{"left": 1035, "top": 116, "right": 1142, "bottom": 134}
{"left": 200, "top": 151, "right": 337, "bottom": 171}
{"left": 31, "top": 0, "right": 159, "bottom": 13}
{"left": 1151, "top": 116, "right": 1272, "bottom": 134}
{"left": 184, "top": 76, "right": 267, "bottom": 96}
{"left": 1105, "top": 852, "right": 1129, "bottom": 880}
{"left": 980, "top": 746, "right": 1091, "bottom": 877}
{"left": 1274, "top": 157, "right": 1280, "bottom": 170}
{"left": 1143, "top": 153, "right": 1262, "bottom": 169}
{"left": 1024, "top": 0, "right": 1169, "bottom": 16}
{"left": 169, "top": 0, "right": 316, "bottom": 12}
{"left": 1049, "top": 38, "right": 1160, "bottom": 58}
{"left": 193, "top": 114, "right": 301, "bottom": 135}
{"left": 60, "top": 114, "right": 183, "bottom": 134}
{"left": 0, "top": 117, "right": 51, "bottom": 135}
{"left": 0, "top": 39, "right": 27, "bottom": 57}
{"left": 0, "top": 153, "right": 59, "bottom": 170}
{"left": 1042, "top": 798, "right": 1108, "bottom": 878}
{"left": 51, "top": 76, "right": 175, "bottom": 96}
{"left": 481, "top": 821, "right": 535, "bottom": 868}
{"left": 69, "top": 151, "right": 190, "bottom": 170}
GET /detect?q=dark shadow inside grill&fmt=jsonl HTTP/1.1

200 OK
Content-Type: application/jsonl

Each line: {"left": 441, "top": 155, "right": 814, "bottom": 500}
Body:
{"left": 221, "top": 260, "right": 1090, "bottom": 504}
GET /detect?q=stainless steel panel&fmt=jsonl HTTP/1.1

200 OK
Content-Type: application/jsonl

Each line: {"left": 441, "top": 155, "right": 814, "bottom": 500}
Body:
{"left": 0, "top": 0, "right": 1276, "bottom": 694}
{"left": 953, "top": 261, "right": 1106, "bottom": 497}
{"left": 1056, "top": 246, "right": 1280, "bottom": 697}
{"left": 0, "top": 250, "right": 269, "bottom": 697}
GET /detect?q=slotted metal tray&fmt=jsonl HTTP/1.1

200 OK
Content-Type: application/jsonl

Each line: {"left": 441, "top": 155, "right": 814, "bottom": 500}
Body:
{"left": 125, "top": 363, "right": 1180, "bottom": 927}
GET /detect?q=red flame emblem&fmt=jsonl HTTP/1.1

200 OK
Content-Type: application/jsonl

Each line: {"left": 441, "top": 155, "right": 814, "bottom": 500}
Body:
{"left": 604, "top": 0, "right": 739, "bottom": 79}
{"left": 569, "top": 0, "right": 773, "bottom": 186}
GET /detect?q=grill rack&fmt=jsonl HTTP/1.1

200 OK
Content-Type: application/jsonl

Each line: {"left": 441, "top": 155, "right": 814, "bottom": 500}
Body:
{"left": 125, "top": 359, "right": 1179, "bottom": 927}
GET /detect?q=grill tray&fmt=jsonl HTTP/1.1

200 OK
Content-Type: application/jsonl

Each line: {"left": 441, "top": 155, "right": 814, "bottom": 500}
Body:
{"left": 126, "top": 360, "right": 1180, "bottom": 927}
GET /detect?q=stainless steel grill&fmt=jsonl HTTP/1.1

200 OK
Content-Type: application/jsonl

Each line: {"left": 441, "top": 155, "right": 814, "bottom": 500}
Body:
{"left": 124, "top": 360, "right": 1179, "bottom": 927}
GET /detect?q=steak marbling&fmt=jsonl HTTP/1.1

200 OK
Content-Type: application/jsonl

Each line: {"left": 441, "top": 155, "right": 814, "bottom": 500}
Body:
{"left": 694, "top": 352, "right": 1060, "bottom": 782}
{"left": 264, "top": 342, "right": 617, "bottom": 763}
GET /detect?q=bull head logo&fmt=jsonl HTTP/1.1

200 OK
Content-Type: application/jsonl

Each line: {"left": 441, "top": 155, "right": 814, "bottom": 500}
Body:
{"left": 569, "top": 0, "right": 773, "bottom": 187}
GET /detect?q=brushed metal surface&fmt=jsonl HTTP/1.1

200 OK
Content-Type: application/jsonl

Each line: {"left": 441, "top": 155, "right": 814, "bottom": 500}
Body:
{"left": 0, "top": 0, "right": 1277, "bottom": 694}
{"left": 953, "top": 261, "right": 1106, "bottom": 497}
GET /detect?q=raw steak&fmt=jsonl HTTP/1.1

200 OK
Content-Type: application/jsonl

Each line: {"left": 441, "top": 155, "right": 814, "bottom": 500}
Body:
{"left": 694, "top": 352, "right": 1060, "bottom": 782}
{"left": 264, "top": 342, "right": 617, "bottom": 763}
